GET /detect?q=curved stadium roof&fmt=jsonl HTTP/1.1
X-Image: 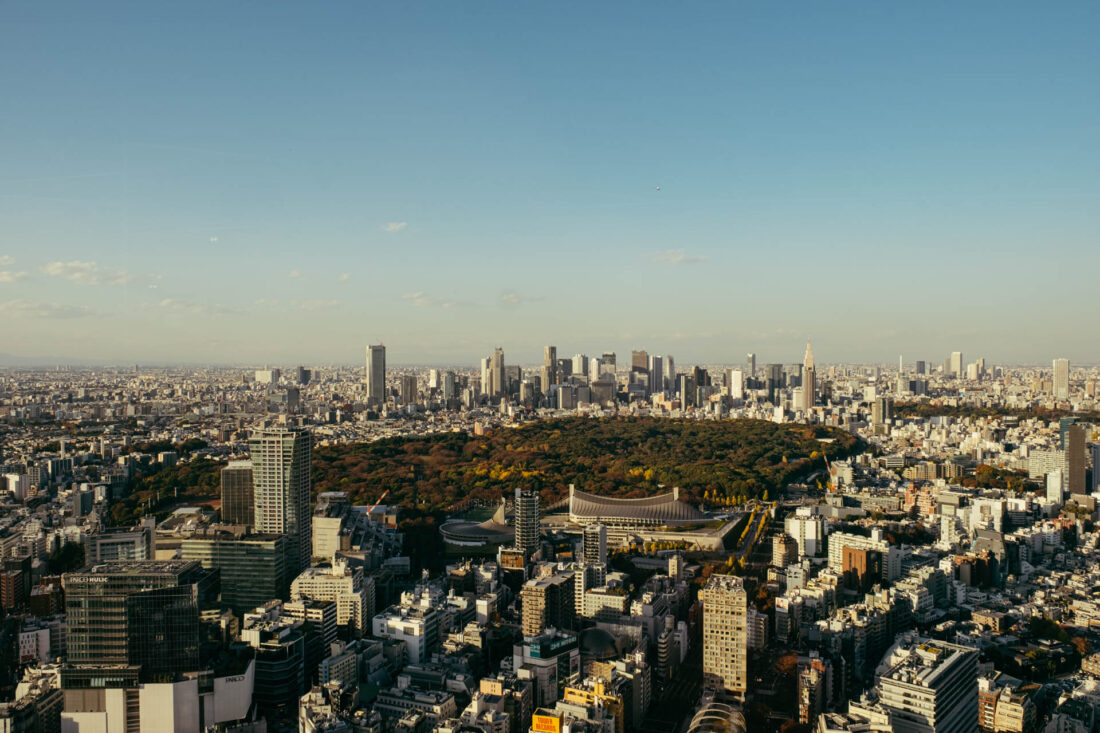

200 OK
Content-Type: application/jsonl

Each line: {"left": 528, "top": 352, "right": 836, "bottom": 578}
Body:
{"left": 569, "top": 486, "right": 707, "bottom": 525}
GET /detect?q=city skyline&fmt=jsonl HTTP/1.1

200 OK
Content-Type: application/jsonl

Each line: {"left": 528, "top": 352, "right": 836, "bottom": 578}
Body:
{"left": 2, "top": 1, "right": 1099, "bottom": 364}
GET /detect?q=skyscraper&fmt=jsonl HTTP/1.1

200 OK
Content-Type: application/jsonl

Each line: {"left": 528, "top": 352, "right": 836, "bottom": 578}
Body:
{"left": 631, "top": 350, "right": 649, "bottom": 374}
{"left": 365, "top": 344, "right": 386, "bottom": 406}
{"left": 220, "top": 460, "right": 254, "bottom": 526}
{"left": 490, "top": 347, "right": 506, "bottom": 399}
{"left": 950, "top": 351, "right": 963, "bottom": 379}
{"left": 746, "top": 353, "right": 756, "bottom": 378}
{"left": 543, "top": 346, "right": 558, "bottom": 392}
{"left": 1067, "top": 424, "right": 1086, "bottom": 494}
{"left": 250, "top": 426, "right": 313, "bottom": 575}
{"left": 701, "top": 574, "right": 747, "bottom": 697}
{"left": 802, "top": 341, "right": 816, "bottom": 415}
{"left": 1053, "top": 358, "right": 1070, "bottom": 400}
{"left": 601, "top": 352, "right": 617, "bottom": 378}
{"left": 572, "top": 354, "right": 588, "bottom": 378}
{"left": 649, "top": 355, "right": 664, "bottom": 393}
{"left": 514, "top": 487, "right": 541, "bottom": 558}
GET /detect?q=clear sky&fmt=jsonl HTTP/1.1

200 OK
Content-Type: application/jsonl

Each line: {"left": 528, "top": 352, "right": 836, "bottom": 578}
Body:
{"left": 2, "top": 1, "right": 1098, "bottom": 366}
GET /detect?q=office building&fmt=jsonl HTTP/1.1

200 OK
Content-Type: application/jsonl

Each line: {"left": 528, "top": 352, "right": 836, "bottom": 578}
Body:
{"left": 489, "top": 348, "right": 506, "bottom": 399}
{"left": 291, "top": 561, "right": 375, "bottom": 634}
{"left": 87, "top": 518, "right": 155, "bottom": 563}
{"left": 582, "top": 524, "right": 607, "bottom": 565}
{"left": 701, "top": 575, "right": 747, "bottom": 697}
{"left": 915, "top": 360, "right": 926, "bottom": 375}
{"left": 220, "top": 460, "right": 254, "bottom": 526}
{"left": 875, "top": 635, "right": 978, "bottom": 733}
{"left": 250, "top": 426, "right": 313, "bottom": 575}
{"left": 399, "top": 374, "right": 418, "bottom": 405}
{"left": 64, "top": 561, "right": 209, "bottom": 680}
{"left": 573, "top": 353, "right": 588, "bottom": 378}
{"left": 802, "top": 341, "right": 816, "bottom": 414}
{"left": 514, "top": 488, "right": 541, "bottom": 557}
{"left": 1067, "top": 424, "right": 1086, "bottom": 494}
{"left": 746, "top": 353, "right": 756, "bottom": 378}
{"left": 365, "top": 344, "right": 386, "bottom": 406}
{"left": 949, "top": 351, "right": 963, "bottom": 378}
{"left": 181, "top": 529, "right": 288, "bottom": 615}
{"left": 649, "top": 354, "right": 664, "bottom": 393}
{"left": 1053, "top": 358, "right": 1070, "bottom": 400}
{"left": 542, "top": 346, "right": 558, "bottom": 392}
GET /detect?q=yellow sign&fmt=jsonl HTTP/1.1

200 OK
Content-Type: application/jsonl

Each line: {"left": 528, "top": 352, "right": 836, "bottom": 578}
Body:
{"left": 532, "top": 713, "right": 561, "bottom": 733}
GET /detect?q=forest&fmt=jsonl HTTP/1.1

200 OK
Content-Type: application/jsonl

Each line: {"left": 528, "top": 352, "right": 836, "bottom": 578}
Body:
{"left": 311, "top": 416, "right": 861, "bottom": 510}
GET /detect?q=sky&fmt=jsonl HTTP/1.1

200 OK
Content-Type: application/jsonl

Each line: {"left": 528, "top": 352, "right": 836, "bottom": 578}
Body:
{"left": 1, "top": 1, "right": 1098, "bottom": 367}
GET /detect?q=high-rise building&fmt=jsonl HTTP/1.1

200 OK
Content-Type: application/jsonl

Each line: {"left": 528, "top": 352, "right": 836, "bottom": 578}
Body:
{"left": 1053, "top": 358, "right": 1070, "bottom": 400}
{"left": 664, "top": 356, "right": 675, "bottom": 386}
{"left": 514, "top": 488, "right": 541, "bottom": 557}
{"left": 400, "top": 374, "right": 418, "bottom": 405}
{"left": 542, "top": 346, "right": 558, "bottom": 392}
{"left": 296, "top": 366, "right": 311, "bottom": 386}
{"left": 520, "top": 574, "right": 575, "bottom": 637}
{"left": 221, "top": 460, "right": 254, "bottom": 526}
{"left": 250, "top": 426, "right": 313, "bottom": 575}
{"left": 649, "top": 355, "right": 664, "bottom": 393}
{"left": 573, "top": 354, "right": 588, "bottom": 378}
{"left": 64, "top": 561, "right": 209, "bottom": 680}
{"left": 875, "top": 635, "right": 978, "bottom": 733}
{"left": 582, "top": 524, "right": 607, "bottom": 565}
{"left": 747, "top": 353, "right": 756, "bottom": 378}
{"left": 490, "top": 348, "right": 506, "bottom": 399}
{"left": 915, "top": 360, "right": 926, "bottom": 375}
{"left": 600, "top": 352, "right": 617, "bottom": 378}
{"left": 701, "top": 575, "right": 747, "bottom": 697}
{"left": 727, "top": 369, "right": 744, "bottom": 400}
{"left": 365, "top": 344, "right": 386, "bottom": 406}
{"left": 1091, "top": 444, "right": 1100, "bottom": 495}
{"left": 1067, "top": 424, "right": 1086, "bottom": 494}
{"left": 181, "top": 530, "right": 288, "bottom": 615}
{"left": 802, "top": 341, "right": 816, "bottom": 415}
{"left": 631, "top": 350, "right": 649, "bottom": 374}
{"left": 950, "top": 351, "right": 964, "bottom": 379}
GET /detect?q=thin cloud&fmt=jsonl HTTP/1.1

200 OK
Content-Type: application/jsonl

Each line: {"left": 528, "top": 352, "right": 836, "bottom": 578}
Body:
{"left": 290, "top": 299, "right": 341, "bottom": 311}
{"left": 155, "top": 298, "right": 241, "bottom": 316}
{"left": 402, "top": 291, "right": 458, "bottom": 308}
{"left": 0, "top": 270, "right": 28, "bottom": 283}
{"left": 289, "top": 269, "right": 302, "bottom": 278}
{"left": 336, "top": 273, "right": 351, "bottom": 282}
{"left": 499, "top": 290, "right": 541, "bottom": 305}
{"left": 381, "top": 222, "right": 408, "bottom": 233}
{"left": 0, "top": 256, "right": 15, "bottom": 267}
{"left": 0, "top": 299, "right": 94, "bottom": 319}
{"left": 648, "top": 249, "right": 707, "bottom": 266}
{"left": 41, "top": 260, "right": 132, "bottom": 286}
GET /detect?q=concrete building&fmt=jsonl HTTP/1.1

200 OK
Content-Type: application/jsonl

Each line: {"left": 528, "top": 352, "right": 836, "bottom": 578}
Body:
{"left": 219, "top": 460, "right": 254, "bottom": 526}
{"left": 291, "top": 560, "right": 375, "bottom": 634}
{"left": 366, "top": 344, "right": 386, "bottom": 406}
{"left": 874, "top": 634, "right": 978, "bottom": 733}
{"left": 701, "top": 575, "right": 747, "bottom": 697}
{"left": 250, "top": 425, "right": 313, "bottom": 575}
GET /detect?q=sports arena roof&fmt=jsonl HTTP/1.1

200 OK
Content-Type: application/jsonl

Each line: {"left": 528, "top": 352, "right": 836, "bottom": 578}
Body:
{"left": 569, "top": 485, "right": 707, "bottom": 526}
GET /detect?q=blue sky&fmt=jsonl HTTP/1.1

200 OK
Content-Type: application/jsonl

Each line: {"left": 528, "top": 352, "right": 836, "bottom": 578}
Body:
{"left": 2, "top": 1, "right": 1098, "bottom": 366}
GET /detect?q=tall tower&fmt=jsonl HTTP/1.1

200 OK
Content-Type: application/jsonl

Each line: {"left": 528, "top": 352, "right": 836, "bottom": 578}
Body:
{"left": 1053, "top": 358, "right": 1070, "bottom": 400}
{"left": 802, "top": 341, "right": 816, "bottom": 415}
{"left": 513, "top": 487, "right": 541, "bottom": 557}
{"left": 950, "top": 351, "right": 963, "bottom": 379}
{"left": 543, "top": 346, "right": 558, "bottom": 391}
{"left": 746, "top": 353, "right": 756, "bottom": 379}
{"left": 490, "top": 347, "right": 506, "bottom": 399}
{"left": 365, "top": 344, "right": 386, "bottom": 406}
{"left": 701, "top": 574, "right": 748, "bottom": 697}
{"left": 250, "top": 426, "right": 313, "bottom": 574}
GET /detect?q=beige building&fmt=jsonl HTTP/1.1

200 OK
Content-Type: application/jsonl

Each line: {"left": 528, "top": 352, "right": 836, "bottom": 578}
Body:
{"left": 701, "top": 574, "right": 747, "bottom": 696}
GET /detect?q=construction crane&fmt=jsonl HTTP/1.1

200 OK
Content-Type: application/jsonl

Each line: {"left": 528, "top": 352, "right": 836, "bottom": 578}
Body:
{"left": 368, "top": 490, "right": 389, "bottom": 515}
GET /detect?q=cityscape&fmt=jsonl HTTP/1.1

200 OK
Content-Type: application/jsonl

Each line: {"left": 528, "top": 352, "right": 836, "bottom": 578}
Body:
{"left": 1, "top": 346, "right": 1099, "bottom": 732}
{"left": 3, "top": 2, "right": 1100, "bottom": 732}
